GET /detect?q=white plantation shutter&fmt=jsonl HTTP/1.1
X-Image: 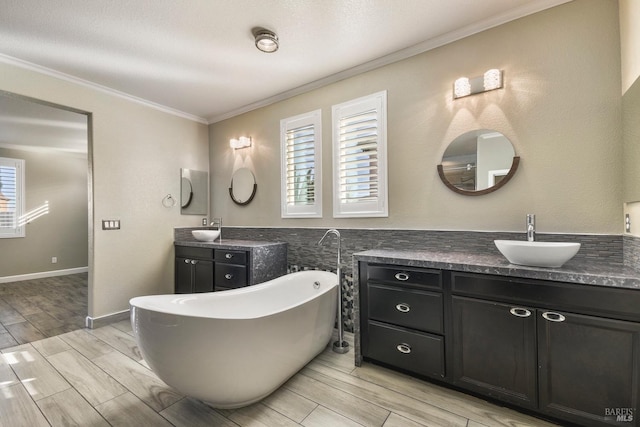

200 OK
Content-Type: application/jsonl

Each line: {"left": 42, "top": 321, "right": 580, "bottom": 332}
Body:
{"left": 332, "top": 91, "right": 388, "bottom": 217}
{"left": 0, "top": 157, "right": 25, "bottom": 238}
{"left": 280, "top": 110, "right": 322, "bottom": 218}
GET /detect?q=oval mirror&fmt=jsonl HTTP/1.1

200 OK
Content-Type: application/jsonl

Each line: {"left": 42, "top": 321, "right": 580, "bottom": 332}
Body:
{"left": 229, "top": 168, "right": 257, "bottom": 205}
{"left": 437, "top": 129, "right": 519, "bottom": 196}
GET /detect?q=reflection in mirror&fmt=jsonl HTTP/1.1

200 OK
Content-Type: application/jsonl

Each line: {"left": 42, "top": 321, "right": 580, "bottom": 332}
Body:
{"left": 229, "top": 168, "right": 257, "bottom": 205}
{"left": 437, "top": 129, "right": 519, "bottom": 196}
{"left": 180, "top": 169, "right": 208, "bottom": 215}
{"left": 180, "top": 177, "right": 193, "bottom": 207}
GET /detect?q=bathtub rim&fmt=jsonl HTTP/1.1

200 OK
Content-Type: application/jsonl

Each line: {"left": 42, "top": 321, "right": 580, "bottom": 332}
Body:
{"left": 129, "top": 270, "right": 338, "bottom": 320}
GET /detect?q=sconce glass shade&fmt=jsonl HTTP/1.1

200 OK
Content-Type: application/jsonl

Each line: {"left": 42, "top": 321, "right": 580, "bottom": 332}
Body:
{"left": 454, "top": 77, "right": 471, "bottom": 98}
{"left": 483, "top": 69, "right": 503, "bottom": 91}
{"left": 255, "top": 30, "right": 279, "bottom": 53}
{"left": 230, "top": 136, "right": 252, "bottom": 149}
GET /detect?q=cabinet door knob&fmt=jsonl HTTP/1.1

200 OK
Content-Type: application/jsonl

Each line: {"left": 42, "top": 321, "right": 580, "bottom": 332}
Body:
{"left": 396, "top": 343, "right": 412, "bottom": 354}
{"left": 225, "top": 253, "right": 233, "bottom": 259}
{"left": 394, "top": 272, "right": 409, "bottom": 281}
{"left": 184, "top": 259, "right": 190, "bottom": 264}
{"left": 509, "top": 307, "right": 532, "bottom": 318}
{"left": 542, "top": 311, "right": 566, "bottom": 322}
{"left": 395, "top": 303, "right": 411, "bottom": 313}
{"left": 190, "top": 260, "right": 197, "bottom": 265}
{"left": 224, "top": 273, "right": 233, "bottom": 280}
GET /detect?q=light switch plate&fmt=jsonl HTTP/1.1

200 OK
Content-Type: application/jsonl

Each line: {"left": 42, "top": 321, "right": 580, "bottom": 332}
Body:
{"left": 102, "top": 219, "right": 121, "bottom": 230}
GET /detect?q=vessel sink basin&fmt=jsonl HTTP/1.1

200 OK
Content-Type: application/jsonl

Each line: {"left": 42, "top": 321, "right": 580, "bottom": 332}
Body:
{"left": 192, "top": 230, "right": 220, "bottom": 242}
{"left": 494, "top": 240, "right": 580, "bottom": 268}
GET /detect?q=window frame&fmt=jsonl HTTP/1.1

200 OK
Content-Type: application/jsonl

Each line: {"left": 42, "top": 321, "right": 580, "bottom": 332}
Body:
{"left": 331, "top": 91, "right": 388, "bottom": 218}
{"left": 280, "top": 109, "right": 323, "bottom": 218}
{"left": 0, "top": 157, "right": 25, "bottom": 238}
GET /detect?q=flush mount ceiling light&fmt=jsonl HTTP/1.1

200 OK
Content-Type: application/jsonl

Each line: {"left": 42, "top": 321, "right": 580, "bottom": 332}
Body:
{"left": 254, "top": 30, "right": 279, "bottom": 53}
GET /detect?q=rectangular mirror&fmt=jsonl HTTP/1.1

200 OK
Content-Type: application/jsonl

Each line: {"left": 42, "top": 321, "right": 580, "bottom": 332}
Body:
{"left": 180, "top": 168, "right": 208, "bottom": 215}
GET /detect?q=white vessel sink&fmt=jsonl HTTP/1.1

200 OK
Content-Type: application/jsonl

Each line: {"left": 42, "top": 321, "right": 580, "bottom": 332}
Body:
{"left": 192, "top": 230, "right": 220, "bottom": 242}
{"left": 494, "top": 240, "right": 580, "bottom": 268}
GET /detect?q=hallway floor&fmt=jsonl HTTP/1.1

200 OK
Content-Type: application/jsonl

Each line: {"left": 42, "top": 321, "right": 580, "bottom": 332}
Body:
{"left": 0, "top": 273, "right": 87, "bottom": 350}
{"left": 0, "top": 324, "right": 558, "bottom": 427}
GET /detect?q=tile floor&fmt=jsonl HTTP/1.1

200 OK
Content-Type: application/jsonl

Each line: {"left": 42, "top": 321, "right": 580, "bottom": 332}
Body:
{"left": 0, "top": 274, "right": 87, "bottom": 349}
{"left": 0, "top": 320, "right": 559, "bottom": 427}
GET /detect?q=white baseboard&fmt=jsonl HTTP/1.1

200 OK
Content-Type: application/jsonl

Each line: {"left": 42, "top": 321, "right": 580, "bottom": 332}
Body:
{"left": 0, "top": 267, "right": 88, "bottom": 283}
{"left": 86, "top": 309, "right": 130, "bottom": 329}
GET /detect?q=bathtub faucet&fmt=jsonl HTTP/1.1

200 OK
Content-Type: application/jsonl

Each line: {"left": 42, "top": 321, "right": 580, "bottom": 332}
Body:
{"left": 318, "top": 229, "right": 350, "bottom": 354}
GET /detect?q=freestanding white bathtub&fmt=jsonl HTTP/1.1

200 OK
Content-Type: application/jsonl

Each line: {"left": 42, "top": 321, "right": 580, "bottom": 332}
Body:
{"left": 130, "top": 270, "right": 338, "bottom": 408}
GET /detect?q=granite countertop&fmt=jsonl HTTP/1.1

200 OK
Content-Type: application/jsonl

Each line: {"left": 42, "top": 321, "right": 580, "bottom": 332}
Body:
{"left": 175, "top": 239, "right": 286, "bottom": 250}
{"left": 354, "top": 249, "right": 640, "bottom": 290}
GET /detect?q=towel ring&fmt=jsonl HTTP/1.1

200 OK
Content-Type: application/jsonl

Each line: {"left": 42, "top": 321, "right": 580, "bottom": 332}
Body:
{"left": 162, "top": 194, "right": 177, "bottom": 208}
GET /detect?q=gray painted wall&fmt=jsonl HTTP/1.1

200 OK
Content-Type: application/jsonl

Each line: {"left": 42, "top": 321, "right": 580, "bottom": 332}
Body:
{"left": 0, "top": 147, "right": 88, "bottom": 277}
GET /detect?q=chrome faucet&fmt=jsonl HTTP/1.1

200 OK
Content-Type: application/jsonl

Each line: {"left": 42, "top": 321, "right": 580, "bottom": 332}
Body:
{"left": 526, "top": 214, "right": 535, "bottom": 242}
{"left": 211, "top": 217, "right": 222, "bottom": 241}
{"left": 318, "top": 229, "right": 349, "bottom": 354}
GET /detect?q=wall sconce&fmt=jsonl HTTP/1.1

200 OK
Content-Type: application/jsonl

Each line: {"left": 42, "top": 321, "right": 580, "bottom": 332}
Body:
{"left": 453, "top": 69, "right": 504, "bottom": 99}
{"left": 230, "top": 136, "right": 252, "bottom": 149}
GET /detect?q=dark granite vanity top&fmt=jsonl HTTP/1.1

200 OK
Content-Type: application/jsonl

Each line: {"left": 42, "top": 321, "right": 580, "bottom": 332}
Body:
{"left": 175, "top": 239, "right": 286, "bottom": 250}
{"left": 354, "top": 249, "right": 640, "bottom": 290}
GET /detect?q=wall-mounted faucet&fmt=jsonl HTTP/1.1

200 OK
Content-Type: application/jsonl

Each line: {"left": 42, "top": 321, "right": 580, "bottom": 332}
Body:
{"left": 526, "top": 214, "right": 535, "bottom": 242}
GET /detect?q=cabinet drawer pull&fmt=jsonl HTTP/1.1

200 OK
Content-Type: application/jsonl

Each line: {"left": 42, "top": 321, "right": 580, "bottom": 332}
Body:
{"left": 225, "top": 253, "right": 233, "bottom": 259}
{"left": 542, "top": 312, "right": 566, "bottom": 322}
{"left": 224, "top": 273, "right": 233, "bottom": 280}
{"left": 190, "top": 260, "right": 197, "bottom": 265}
{"left": 395, "top": 303, "right": 411, "bottom": 313}
{"left": 394, "top": 272, "right": 409, "bottom": 281}
{"left": 509, "top": 307, "right": 532, "bottom": 318}
{"left": 396, "top": 343, "right": 412, "bottom": 354}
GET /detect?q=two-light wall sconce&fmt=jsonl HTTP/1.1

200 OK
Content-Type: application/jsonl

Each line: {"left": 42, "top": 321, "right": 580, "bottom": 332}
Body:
{"left": 453, "top": 69, "right": 503, "bottom": 99}
{"left": 230, "top": 136, "right": 252, "bottom": 149}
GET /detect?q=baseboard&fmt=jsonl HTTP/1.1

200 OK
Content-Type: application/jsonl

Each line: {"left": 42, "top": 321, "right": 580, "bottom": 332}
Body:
{"left": 0, "top": 267, "right": 89, "bottom": 283}
{"left": 85, "top": 309, "right": 130, "bottom": 329}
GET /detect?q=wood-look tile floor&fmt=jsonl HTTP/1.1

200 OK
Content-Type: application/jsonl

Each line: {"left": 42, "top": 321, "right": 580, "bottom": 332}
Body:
{"left": 0, "top": 274, "right": 87, "bottom": 350}
{"left": 0, "top": 321, "right": 559, "bottom": 427}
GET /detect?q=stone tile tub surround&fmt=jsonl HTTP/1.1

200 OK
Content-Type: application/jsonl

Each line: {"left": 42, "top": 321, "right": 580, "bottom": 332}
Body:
{"left": 182, "top": 227, "right": 630, "bottom": 333}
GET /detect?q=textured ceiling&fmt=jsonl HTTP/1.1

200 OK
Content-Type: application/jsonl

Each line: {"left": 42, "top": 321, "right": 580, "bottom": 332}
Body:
{"left": 0, "top": 0, "right": 571, "bottom": 124}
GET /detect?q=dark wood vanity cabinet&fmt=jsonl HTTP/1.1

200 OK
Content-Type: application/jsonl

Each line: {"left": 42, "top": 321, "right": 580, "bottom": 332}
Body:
{"left": 175, "top": 246, "right": 214, "bottom": 293}
{"left": 360, "top": 263, "right": 446, "bottom": 380}
{"left": 359, "top": 263, "right": 640, "bottom": 427}
{"left": 451, "top": 272, "right": 640, "bottom": 427}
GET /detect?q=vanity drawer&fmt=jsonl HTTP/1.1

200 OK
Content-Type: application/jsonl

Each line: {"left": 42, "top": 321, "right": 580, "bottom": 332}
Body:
{"left": 366, "top": 321, "right": 445, "bottom": 379}
{"left": 215, "top": 249, "right": 247, "bottom": 265}
{"left": 367, "top": 264, "right": 442, "bottom": 290}
{"left": 215, "top": 264, "right": 247, "bottom": 289}
{"left": 368, "top": 284, "right": 443, "bottom": 334}
{"left": 175, "top": 246, "right": 214, "bottom": 259}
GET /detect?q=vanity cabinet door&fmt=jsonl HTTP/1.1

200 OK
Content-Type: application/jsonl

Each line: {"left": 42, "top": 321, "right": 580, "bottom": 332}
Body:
{"left": 175, "top": 257, "right": 214, "bottom": 293}
{"left": 452, "top": 296, "right": 538, "bottom": 409}
{"left": 538, "top": 311, "right": 640, "bottom": 427}
{"left": 175, "top": 257, "right": 193, "bottom": 293}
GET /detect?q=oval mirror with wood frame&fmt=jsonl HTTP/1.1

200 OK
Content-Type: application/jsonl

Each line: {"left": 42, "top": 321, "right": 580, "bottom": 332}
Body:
{"left": 437, "top": 129, "right": 519, "bottom": 196}
{"left": 229, "top": 167, "right": 257, "bottom": 205}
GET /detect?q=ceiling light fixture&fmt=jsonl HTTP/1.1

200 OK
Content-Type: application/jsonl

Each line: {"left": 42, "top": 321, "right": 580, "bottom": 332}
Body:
{"left": 254, "top": 29, "right": 279, "bottom": 53}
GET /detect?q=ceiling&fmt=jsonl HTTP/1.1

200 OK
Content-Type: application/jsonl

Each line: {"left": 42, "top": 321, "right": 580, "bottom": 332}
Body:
{"left": 0, "top": 0, "right": 571, "bottom": 124}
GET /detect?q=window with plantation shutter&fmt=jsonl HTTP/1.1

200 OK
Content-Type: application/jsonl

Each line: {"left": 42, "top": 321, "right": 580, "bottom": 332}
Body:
{"left": 280, "top": 110, "right": 322, "bottom": 218}
{"left": 332, "top": 91, "right": 388, "bottom": 218}
{"left": 0, "top": 157, "right": 25, "bottom": 238}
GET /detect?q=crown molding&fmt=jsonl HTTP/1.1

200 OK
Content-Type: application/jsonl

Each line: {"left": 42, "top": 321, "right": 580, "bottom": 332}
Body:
{"left": 0, "top": 53, "right": 208, "bottom": 124}
{"left": 207, "top": 0, "right": 573, "bottom": 124}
